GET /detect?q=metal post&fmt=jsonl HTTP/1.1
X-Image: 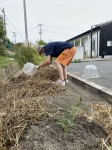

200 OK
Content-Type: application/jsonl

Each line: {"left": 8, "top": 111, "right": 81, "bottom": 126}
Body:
{"left": 23, "top": 0, "right": 28, "bottom": 45}
{"left": 90, "top": 26, "right": 93, "bottom": 58}
{"left": 96, "top": 27, "right": 98, "bottom": 57}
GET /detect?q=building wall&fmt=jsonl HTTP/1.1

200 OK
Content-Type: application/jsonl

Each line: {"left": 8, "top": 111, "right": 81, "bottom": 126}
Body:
{"left": 67, "top": 22, "right": 112, "bottom": 58}
{"left": 82, "top": 35, "right": 90, "bottom": 57}
{"left": 100, "top": 23, "right": 112, "bottom": 56}
{"left": 73, "top": 46, "right": 83, "bottom": 60}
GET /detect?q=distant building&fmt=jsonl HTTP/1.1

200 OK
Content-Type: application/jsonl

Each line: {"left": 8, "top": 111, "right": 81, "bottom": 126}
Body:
{"left": 66, "top": 21, "right": 112, "bottom": 60}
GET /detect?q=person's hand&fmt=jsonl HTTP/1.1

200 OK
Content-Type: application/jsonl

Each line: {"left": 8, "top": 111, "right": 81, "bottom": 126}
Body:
{"left": 35, "top": 65, "right": 39, "bottom": 69}
{"left": 31, "top": 65, "right": 39, "bottom": 74}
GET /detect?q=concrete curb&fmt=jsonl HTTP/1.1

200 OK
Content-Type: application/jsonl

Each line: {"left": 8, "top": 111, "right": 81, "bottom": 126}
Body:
{"left": 68, "top": 72, "right": 112, "bottom": 104}
{"left": 78, "top": 57, "right": 112, "bottom": 62}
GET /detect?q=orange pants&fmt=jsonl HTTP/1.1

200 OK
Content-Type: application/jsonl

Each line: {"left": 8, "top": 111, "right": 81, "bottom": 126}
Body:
{"left": 56, "top": 46, "right": 77, "bottom": 66}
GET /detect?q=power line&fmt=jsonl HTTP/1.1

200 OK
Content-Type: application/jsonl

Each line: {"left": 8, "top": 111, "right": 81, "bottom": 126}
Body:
{"left": 23, "top": 24, "right": 84, "bottom": 41}
{"left": 17, "top": 24, "right": 85, "bottom": 33}
{"left": 28, "top": 24, "right": 85, "bottom": 32}
{"left": 0, "top": 7, "right": 25, "bottom": 40}
{"left": 1, "top": 21, "right": 85, "bottom": 35}
{"left": 45, "top": 25, "right": 85, "bottom": 31}
{"left": 0, "top": 6, "right": 86, "bottom": 43}
{"left": 43, "top": 29, "right": 74, "bottom": 35}
{"left": 0, "top": 6, "right": 25, "bottom": 41}
{"left": 5, "top": 16, "right": 25, "bottom": 40}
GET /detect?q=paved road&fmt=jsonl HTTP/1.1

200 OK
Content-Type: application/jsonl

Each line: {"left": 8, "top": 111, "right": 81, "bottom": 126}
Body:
{"left": 68, "top": 59, "right": 112, "bottom": 90}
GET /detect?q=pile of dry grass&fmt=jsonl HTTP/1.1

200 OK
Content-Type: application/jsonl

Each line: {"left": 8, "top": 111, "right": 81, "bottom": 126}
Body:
{"left": 0, "top": 67, "right": 64, "bottom": 108}
{"left": 0, "top": 66, "right": 65, "bottom": 150}
{"left": 91, "top": 102, "right": 112, "bottom": 149}
{"left": 0, "top": 97, "right": 47, "bottom": 150}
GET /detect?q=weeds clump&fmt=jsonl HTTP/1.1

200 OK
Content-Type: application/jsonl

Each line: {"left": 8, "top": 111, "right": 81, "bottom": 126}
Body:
{"left": 14, "top": 46, "right": 45, "bottom": 67}
{"left": 0, "top": 56, "right": 15, "bottom": 68}
{"left": 57, "top": 98, "right": 88, "bottom": 132}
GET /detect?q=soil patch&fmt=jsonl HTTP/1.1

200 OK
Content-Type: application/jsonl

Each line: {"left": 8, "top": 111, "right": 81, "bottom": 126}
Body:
{"left": 0, "top": 66, "right": 111, "bottom": 150}
{"left": 20, "top": 117, "right": 107, "bottom": 150}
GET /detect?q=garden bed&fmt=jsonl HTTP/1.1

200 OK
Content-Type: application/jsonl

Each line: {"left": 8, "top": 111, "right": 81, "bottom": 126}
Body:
{"left": 0, "top": 66, "right": 111, "bottom": 150}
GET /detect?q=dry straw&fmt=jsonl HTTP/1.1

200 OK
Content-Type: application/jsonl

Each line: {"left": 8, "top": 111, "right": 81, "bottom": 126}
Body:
{"left": 91, "top": 102, "right": 112, "bottom": 149}
{"left": 0, "top": 66, "right": 111, "bottom": 149}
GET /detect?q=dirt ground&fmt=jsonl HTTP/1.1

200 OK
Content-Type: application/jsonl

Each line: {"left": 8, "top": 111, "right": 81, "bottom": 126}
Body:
{"left": 0, "top": 67, "right": 111, "bottom": 150}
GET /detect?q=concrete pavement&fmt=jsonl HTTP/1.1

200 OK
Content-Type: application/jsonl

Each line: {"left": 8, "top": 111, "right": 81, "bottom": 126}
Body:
{"left": 67, "top": 58, "right": 112, "bottom": 102}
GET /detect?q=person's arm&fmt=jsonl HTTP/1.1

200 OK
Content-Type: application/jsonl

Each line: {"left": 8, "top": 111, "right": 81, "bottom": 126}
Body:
{"left": 38, "top": 55, "right": 53, "bottom": 69}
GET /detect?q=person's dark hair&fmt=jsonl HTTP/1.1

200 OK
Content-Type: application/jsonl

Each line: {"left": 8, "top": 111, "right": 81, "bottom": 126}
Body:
{"left": 37, "top": 45, "right": 44, "bottom": 55}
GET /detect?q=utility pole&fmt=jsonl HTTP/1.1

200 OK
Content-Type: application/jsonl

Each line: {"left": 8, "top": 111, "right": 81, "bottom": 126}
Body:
{"left": 13, "top": 32, "right": 16, "bottom": 44}
{"left": 38, "top": 24, "right": 43, "bottom": 41}
{"left": 23, "top": 0, "right": 28, "bottom": 46}
{"left": 2, "top": 8, "right": 7, "bottom": 37}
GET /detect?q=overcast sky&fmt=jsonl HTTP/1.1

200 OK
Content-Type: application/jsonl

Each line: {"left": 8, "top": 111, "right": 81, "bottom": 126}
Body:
{"left": 0, "top": 0, "right": 112, "bottom": 43}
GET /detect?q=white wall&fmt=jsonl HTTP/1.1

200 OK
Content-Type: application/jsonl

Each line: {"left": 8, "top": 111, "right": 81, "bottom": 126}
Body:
{"left": 73, "top": 30, "right": 100, "bottom": 59}
{"left": 85, "top": 36, "right": 91, "bottom": 56}
{"left": 73, "top": 46, "right": 83, "bottom": 60}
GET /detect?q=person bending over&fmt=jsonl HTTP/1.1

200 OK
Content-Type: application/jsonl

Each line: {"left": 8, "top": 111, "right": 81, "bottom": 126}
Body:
{"left": 37, "top": 41, "right": 77, "bottom": 86}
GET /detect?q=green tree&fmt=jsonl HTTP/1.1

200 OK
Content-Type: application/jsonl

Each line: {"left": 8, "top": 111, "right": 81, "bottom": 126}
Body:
{"left": 0, "top": 15, "right": 5, "bottom": 40}
{"left": 0, "top": 15, "right": 6, "bottom": 55}
{"left": 37, "top": 40, "right": 47, "bottom": 46}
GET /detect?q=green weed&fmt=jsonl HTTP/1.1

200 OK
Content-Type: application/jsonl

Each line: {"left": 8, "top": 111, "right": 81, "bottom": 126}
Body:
{"left": 57, "top": 98, "right": 88, "bottom": 132}
{"left": 0, "top": 56, "right": 14, "bottom": 68}
{"left": 14, "top": 46, "right": 45, "bottom": 67}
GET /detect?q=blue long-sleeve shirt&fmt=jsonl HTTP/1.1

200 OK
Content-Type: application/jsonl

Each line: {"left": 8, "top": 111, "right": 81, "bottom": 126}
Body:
{"left": 43, "top": 41, "right": 74, "bottom": 57}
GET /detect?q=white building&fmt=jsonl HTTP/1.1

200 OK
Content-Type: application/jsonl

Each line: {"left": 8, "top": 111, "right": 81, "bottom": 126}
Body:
{"left": 66, "top": 21, "right": 112, "bottom": 60}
